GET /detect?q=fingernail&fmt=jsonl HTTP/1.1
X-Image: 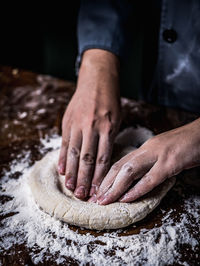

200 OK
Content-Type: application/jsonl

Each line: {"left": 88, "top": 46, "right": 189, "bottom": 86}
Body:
{"left": 89, "top": 185, "right": 97, "bottom": 197}
{"left": 97, "top": 194, "right": 105, "bottom": 201}
{"left": 58, "top": 164, "right": 65, "bottom": 175}
{"left": 88, "top": 194, "right": 97, "bottom": 203}
{"left": 119, "top": 194, "right": 128, "bottom": 202}
{"left": 119, "top": 198, "right": 126, "bottom": 202}
{"left": 66, "top": 180, "right": 75, "bottom": 191}
{"left": 120, "top": 194, "right": 134, "bottom": 203}
{"left": 97, "top": 195, "right": 107, "bottom": 205}
{"left": 74, "top": 186, "right": 86, "bottom": 198}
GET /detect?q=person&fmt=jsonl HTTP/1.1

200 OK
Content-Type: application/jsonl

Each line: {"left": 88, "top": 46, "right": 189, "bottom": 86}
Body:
{"left": 58, "top": 0, "right": 200, "bottom": 205}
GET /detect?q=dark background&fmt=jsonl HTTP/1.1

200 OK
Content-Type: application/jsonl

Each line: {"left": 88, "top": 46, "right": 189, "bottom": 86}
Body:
{"left": 0, "top": 2, "right": 160, "bottom": 99}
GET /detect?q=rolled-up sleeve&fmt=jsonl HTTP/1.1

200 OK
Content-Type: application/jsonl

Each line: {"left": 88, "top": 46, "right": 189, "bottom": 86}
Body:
{"left": 76, "top": 0, "right": 133, "bottom": 73}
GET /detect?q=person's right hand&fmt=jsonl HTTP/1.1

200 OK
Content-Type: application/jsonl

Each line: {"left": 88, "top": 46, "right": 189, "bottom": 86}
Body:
{"left": 58, "top": 49, "right": 121, "bottom": 200}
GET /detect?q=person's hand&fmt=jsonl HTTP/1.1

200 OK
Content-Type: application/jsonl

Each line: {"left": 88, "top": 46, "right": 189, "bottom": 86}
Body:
{"left": 94, "top": 119, "right": 200, "bottom": 205}
{"left": 58, "top": 49, "right": 121, "bottom": 200}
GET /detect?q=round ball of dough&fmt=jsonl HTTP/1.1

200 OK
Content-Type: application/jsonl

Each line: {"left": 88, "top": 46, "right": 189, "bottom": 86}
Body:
{"left": 29, "top": 149, "right": 175, "bottom": 230}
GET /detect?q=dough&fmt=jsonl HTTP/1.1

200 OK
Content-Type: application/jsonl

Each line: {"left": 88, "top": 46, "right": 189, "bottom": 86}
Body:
{"left": 29, "top": 127, "right": 176, "bottom": 230}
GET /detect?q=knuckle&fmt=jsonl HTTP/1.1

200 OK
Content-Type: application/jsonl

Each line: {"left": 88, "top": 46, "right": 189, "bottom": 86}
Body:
{"left": 106, "top": 122, "right": 118, "bottom": 137}
{"left": 111, "top": 161, "right": 121, "bottom": 171}
{"left": 97, "top": 154, "right": 110, "bottom": 165}
{"left": 165, "top": 160, "right": 179, "bottom": 177}
{"left": 81, "top": 153, "right": 95, "bottom": 165}
{"left": 142, "top": 138, "right": 152, "bottom": 147}
{"left": 159, "top": 151, "right": 180, "bottom": 177}
{"left": 143, "top": 137, "right": 157, "bottom": 147}
{"left": 121, "top": 163, "right": 134, "bottom": 175}
{"left": 91, "top": 118, "right": 98, "bottom": 128}
{"left": 69, "top": 147, "right": 80, "bottom": 158}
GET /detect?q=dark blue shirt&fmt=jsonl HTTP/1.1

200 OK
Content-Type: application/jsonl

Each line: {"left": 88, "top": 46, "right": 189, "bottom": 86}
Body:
{"left": 77, "top": 0, "right": 200, "bottom": 114}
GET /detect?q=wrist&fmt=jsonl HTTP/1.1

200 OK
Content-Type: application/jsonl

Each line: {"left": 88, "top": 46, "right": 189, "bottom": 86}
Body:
{"left": 76, "top": 49, "right": 120, "bottom": 97}
{"left": 80, "top": 49, "right": 120, "bottom": 77}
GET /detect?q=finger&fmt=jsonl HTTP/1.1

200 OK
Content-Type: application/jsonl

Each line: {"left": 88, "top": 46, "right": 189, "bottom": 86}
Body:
{"left": 89, "top": 134, "right": 114, "bottom": 197}
{"left": 65, "top": 129, "right": 82, "bottom": 191}
{"left": 58, "top": 132, "right": 70, "bottom": 175}
{"left": 96, "top": 148, "right": 148, "bottom": 199}
{"left": 119, "top": 161, "right": 167, "bottom": 203}
{"left": 95, "top": 153, "right": 132, "bottom": 200}
{"left": 97, "top": 150, "right": 155, "bottom": 205}
{"left": 88, "top": 193, "right": 97, "bottom": 203}
{"left": 74, "top": 131, "right": 99, "bottom": 199}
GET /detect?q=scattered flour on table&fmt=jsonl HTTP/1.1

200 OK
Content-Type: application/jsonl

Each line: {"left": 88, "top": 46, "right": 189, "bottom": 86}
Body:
{"left": 0, "top": 130, "right": 199, "bottom": 265}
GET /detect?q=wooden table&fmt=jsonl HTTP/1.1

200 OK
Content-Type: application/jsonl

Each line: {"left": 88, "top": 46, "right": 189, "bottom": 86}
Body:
{"left": 0, "top": 66, "right": 199, "bottom": 265}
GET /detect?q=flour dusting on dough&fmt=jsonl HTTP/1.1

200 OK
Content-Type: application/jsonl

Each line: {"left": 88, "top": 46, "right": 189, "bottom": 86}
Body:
{"left": 0, "top": 129, "right": 199, "bottom": 265}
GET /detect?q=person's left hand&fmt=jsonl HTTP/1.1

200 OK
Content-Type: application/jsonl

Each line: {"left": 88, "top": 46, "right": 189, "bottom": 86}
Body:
{"left": 90, "top": 119, "right": 200, "bottom": 205}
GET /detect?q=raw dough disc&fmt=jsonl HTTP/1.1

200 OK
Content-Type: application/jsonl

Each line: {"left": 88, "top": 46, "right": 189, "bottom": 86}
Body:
{"left": 29, "top": 128, "right": 176, "bottom": 230}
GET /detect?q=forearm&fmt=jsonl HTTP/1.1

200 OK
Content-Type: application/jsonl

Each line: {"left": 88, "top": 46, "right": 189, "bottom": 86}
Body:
{"left": 77, "top": 49, "right": 121, "bottom": 100}
{"left": 80, "top": 49, "right": 120, "bottom": 76}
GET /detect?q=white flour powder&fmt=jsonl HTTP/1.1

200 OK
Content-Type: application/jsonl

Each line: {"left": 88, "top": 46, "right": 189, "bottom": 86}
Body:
{"left": 0, "top": 133, "right": 199, "bottom": 265}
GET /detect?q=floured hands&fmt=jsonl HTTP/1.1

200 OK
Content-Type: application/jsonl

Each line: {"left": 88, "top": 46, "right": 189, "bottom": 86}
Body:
{"left": 58, "top": 49, "right": 121, "bottom": 200}
{"left": 92, "top": 119, "right": 200, "bottom": 205}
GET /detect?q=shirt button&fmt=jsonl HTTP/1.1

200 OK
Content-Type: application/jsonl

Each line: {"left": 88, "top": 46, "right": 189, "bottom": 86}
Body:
{"left": 163, "top": 29, "right": 177, "bottom": 43}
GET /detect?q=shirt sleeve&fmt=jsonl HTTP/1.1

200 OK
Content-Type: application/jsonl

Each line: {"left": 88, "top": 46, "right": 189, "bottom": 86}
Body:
{"left": 76, "top": 0, "right": 133, "bottom": 73}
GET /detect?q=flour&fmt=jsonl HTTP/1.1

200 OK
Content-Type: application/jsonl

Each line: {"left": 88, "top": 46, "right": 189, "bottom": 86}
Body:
{"left": 0, "top": 131, "right": 199, "bottom": 265}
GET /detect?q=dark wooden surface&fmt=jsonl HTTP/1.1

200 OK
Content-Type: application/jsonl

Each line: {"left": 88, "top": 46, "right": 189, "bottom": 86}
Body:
{"left": 0, "top": 66, "right": 199, "bottom": 265}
